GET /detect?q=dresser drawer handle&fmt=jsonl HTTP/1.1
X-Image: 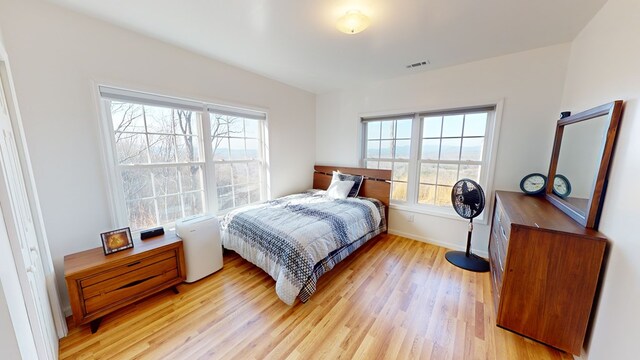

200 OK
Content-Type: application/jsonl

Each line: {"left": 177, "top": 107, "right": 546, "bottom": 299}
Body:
{"left": 127, "top": 261, "right": 141, "bottom": 267}
{"left": 117, "top": 276, "right": 155, "bottom": 290}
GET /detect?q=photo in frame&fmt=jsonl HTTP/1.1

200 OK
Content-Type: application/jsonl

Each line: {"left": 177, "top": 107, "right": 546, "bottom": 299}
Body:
{"left": 100, "top": 227, "right": 134, "bottom": 255}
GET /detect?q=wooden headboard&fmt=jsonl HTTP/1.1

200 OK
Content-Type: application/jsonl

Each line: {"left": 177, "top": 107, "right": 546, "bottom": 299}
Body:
{"left": 312, "top": 165, "right": 392, "bottom": 207}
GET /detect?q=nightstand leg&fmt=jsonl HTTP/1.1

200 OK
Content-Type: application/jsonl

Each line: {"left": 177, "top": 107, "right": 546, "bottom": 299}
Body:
{"left": 90, "top": 318, "right": 102, "bottom": 334}
{"left": 171, "top": 286, "right": 179, "bottom": 294}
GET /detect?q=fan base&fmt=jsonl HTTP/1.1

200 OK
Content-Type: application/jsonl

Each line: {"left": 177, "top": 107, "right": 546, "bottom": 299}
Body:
{"left": 445, "top": 251, "right": 490, "bottom": 272}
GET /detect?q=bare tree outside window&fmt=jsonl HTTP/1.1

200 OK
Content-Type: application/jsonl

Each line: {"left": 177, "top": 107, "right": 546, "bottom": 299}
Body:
{"left": 111, "top": 101, "right": 205, "bottom": 230}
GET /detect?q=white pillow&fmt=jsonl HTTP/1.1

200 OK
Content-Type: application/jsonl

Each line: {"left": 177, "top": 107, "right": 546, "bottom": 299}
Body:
{"left": 326, "top": 180, "right": 355, "bottom": 199}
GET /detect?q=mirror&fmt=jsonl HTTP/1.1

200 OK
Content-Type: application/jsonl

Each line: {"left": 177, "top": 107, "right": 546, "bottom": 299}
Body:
{"left": 547, "top": 101, "right": 623, "bottom": 229}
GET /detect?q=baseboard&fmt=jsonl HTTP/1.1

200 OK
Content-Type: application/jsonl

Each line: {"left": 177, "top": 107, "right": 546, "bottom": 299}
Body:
{"left": 388, "top": 229, "right": 489, "bottom": 259}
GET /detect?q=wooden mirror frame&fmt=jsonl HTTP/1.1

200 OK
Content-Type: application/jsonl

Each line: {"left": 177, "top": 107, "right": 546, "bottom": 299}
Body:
{"left": 546, "top": 100, "right": 623, "bottom": 229}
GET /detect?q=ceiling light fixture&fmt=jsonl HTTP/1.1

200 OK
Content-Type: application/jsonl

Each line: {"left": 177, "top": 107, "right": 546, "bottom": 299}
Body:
{"left": 336, "top": 10, "right": 370, "bottom": 35}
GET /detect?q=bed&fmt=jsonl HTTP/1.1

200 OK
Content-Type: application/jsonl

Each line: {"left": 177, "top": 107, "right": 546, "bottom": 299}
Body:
{"left": 220, "top": 165, "right": 391, "bottom": 305}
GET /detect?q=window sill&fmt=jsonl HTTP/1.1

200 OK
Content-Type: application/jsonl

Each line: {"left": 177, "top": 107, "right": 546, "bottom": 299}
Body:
{"left": 389, "top": 203, "right": 489, "bottom": 225}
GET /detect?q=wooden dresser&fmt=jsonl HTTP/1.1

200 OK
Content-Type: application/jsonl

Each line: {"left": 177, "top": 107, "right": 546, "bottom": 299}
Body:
{"left": 64, "top": 233, "right": 186, "bottom": 332}
{"left": 489, "top": 191, "right": 606, "bottom": 355}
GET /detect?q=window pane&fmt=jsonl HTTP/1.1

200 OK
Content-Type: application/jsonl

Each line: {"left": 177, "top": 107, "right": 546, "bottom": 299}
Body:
{"left": 418, "top": 184, "right": 436, "bottom": 204}
{"left": 435, "top": 186, "right": 453, "bottom": 207}
{"left": 367, "top": 121, "right": 381, "bottom": 140}
{"left": 380, "top": 140, "right": 393, "bottom": 158}
{"left": 121, "top": 168, "right": 153, "bottom": 199}
{"left": 115, "top": 133, "right": 148, "bottom": 164}
{"left": 248, "top": 184, "right": 261, "bottom": 203}
{"left": 421, "top": 139, "right": 440, "bottom": 160}
{"left": 218, "top": 189, "right": 234, "bottom": 211}
{"left": 227, "top": 117, "right": 244, "bottom": 135}
{"left": 440, "top": 138, "right": 461, "bottom": 161}
{"left": 391, "top": 181, "right": 407, "bottom": 201}
{"left": 174, "top": 110, "right": 198, "bottom": 136}
{"left": 234, "top": 185, "right": 249, "bottom": 207}
{"left": 248, "top": 161, "right": 260, "bottom": 181}
{"left": 378, "top": 161, "right": 393, "bottom": 170}
{"left": 176, "top": 136, "right": 201, "bottom": 162}
{"left": 217, "top": 185, "right": 233, "bottom": 197}
{"left": 127, "top": 199, "right": 156, "bottom": 230}
{"left": 111, "top": 102, "right": 145, "bottom": 133}
{"left": 366, "top": 160, "right": 378, "bottom": 169}
{"left": 461, "top": 138, "right": 484, "bottom": 161}
{"left": 211, "top": 115, "right": 229, "bottom": 137}
{"left": 246, "top": 139, "right": 259, "bottom": 159}
{"left": 367, "top": 140, "right": 380, "bottom": 158}
{"left": 212, "top": 137, "right": 230, "bottom": 160}
{"left": 396, "top": 119, "right": 412, "bottom": 138}
{"left": 232, "top": 163, "right": 249, "bottom": 185}
{"left": 180, "top": 165, "right": 203, "bottom": 192}
{"left": 442, "top": 115, "right": 463, "bottom": 137}
{"left": 422, "top": 116, "right": 442, "bottom": 138}
{"left": 152, "top": 167, "right": 179, "bottom": 196}
{"left": 229, "top": 138, "right": 246, "bottom": 160}
{"left": 157, "top": 195, "right": 182, "bottom": 224}
{"left": 144, "top": 106, "right": 175, "bottom": 134}
{"left": 437, "top": 164, "right": 459, "bottom": 186}
{"left": 420, "top": 163, "right": 437, "bottom": 184}
{"left": 381, "top": 121, "right": 395, "bottom": 139}
{"left": 395, "top": 139, "right": 411, "bottom": 159}
{"left": 463, "top": 113, "right": 487, "bottom": 137}
{"left": 393, "top": 162, "right": 408, "bottom": 182}
{"left": 148, "top": 134, "right": 176, "bottom": 163}
{"left": 460, "top": 165, "right": 481, "bottom": 182}
{"left": 215, "top": 163, "right": 232, "bottom": 187}
{"left": 245, "top": 119, "right": 259, "bottom": 138}
{"left": 183, "top": 191, "right": 204, "bottom": 217}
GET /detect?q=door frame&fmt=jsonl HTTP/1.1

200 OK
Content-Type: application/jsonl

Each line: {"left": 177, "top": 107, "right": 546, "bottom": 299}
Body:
{"left": 0, "top": 38, "right": 67, "bottom": 357}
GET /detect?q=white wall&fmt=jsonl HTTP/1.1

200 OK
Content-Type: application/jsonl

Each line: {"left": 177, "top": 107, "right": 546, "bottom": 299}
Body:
{"left": 316, "top": 44, "right": 570, "bottom": 254}
{"left": 559, "top": 0, "right": 640, "bottom": 358}
{"left": 0, "top": 0, "right": 316, "bottom": 311}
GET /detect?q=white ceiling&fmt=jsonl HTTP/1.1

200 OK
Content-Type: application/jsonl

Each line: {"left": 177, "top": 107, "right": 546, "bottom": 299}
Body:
{"left": 47, "top": 0, "right": 607, "bottom": 94}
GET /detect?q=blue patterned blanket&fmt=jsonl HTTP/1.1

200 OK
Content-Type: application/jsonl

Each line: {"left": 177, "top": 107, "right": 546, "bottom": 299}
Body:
{"left": 220, "top": 190, "right": 385, "bottom": 305}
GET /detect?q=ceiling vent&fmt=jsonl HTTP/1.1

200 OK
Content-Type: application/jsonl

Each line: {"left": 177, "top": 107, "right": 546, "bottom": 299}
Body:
{"left": 406, "top": 60, "right": 430, "bottom": 69}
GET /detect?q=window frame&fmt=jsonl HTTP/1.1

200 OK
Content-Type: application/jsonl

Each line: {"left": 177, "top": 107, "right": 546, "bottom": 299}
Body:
{"left": 97, "top": 85, "right": 270, "bottom": 232}
{"left": 360, "top": 102, "right": 503, "bottom": 224}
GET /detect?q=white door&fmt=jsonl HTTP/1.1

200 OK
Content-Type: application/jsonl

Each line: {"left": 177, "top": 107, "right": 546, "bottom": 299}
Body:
{"left": 0, "top": 64, "right": 57, "bottom": 359}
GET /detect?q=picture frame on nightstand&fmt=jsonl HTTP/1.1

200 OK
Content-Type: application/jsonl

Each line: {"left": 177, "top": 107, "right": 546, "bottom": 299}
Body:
{"left": 100, "top": 227, "right": 134, "bottom": 255}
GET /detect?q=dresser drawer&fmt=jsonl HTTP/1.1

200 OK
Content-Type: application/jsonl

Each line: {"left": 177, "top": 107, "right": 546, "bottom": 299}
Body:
{"left": 82, "top": 256, "right": 178, "bottom": 300}
{"left": 84, "top": 267, "right": 179, "bottom": 314}
{"left": 80, "top": 249, "right": 177, "bottom": 288}
{"left": 489, "top": 233, "right": 503, "bottom": 286}
{"left": 495, "top": 199, "right": 511, "bottom": 240}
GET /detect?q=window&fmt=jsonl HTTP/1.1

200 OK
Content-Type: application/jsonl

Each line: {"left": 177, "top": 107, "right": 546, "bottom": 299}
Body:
{"left": 362, "top": 106, "right": 497, "bottom": 217}
{"left": 418, "top": 112, "right": 487, "bottom": 206}
{"left": 210, "top": 112, "right": 264, "bottom": 211}
{"left": 100, "top": 86, "right": 268, "bottom": 230}
{"left": 363, "top": 118, "right": 412, "bottom": 201}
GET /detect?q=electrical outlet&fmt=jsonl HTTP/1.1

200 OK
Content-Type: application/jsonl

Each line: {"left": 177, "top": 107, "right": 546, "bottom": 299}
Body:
{"left": 407, "top": 214, "right": 414, "bottom": 223}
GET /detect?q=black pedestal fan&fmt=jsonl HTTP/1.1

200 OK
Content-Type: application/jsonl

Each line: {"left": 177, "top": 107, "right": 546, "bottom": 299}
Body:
{"left": 445, "top": 179, "right": 490, "bottom": 272}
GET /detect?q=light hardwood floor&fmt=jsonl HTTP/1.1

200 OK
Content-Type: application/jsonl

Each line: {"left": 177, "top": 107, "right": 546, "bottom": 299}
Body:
{"left": 59, "top": 234, "right": 573, "bottom": 359}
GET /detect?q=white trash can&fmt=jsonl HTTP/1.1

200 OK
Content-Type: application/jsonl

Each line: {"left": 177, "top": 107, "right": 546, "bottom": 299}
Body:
{"left": 176, "top": 215, "right": 223, "bottom": 283}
